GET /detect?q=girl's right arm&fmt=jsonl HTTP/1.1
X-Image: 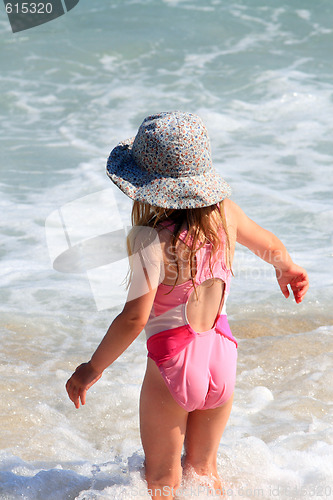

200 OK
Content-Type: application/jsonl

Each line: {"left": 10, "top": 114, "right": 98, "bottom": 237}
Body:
{"left": 224, "top": 199, "right": 309, "bottom": 303}
{"left": 66, "top": 227, "right": 163, "bottom": 409}
{"left": 65, "top": 287, "right": 157, "bottom": 409}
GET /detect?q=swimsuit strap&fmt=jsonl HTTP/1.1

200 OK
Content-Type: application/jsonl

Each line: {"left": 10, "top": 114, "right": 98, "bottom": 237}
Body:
{"left": 159, "top": 220, "right": 194, "bottom": 248}
{"left": 158, "top": 218, "right": 230, "bottom": 284}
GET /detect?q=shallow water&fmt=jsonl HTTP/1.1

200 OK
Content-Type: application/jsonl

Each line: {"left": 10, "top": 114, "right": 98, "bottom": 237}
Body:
{"left": 1, "top": 0, "right": 333, "bottom": 498}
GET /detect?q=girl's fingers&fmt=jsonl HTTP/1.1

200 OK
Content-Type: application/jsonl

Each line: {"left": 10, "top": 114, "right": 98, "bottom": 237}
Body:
{"left": 66, "top": 364, "right": 102, "bottom": 409}
{"left": 277, "top": 266, "right": 309, "bottom": 303}
{"left": 279, "top": 283, "right": 290, "bottom": 298}
{"left": 293, "top": 280, "right": 308, "bottom": 288}
{"left": 293, "top": 283, "right": 309, "bottom": 303}
{"left": 292, "top": 280, "right": 309, "bottom": 295}
{"left": 71, "top": 386, "right": 80, "bottom": 408}
{"left": 66, "top": 378, "right": 81, "bottom": 408}
{"left": 79, "top": 389, "right": 87, "bottom": 406}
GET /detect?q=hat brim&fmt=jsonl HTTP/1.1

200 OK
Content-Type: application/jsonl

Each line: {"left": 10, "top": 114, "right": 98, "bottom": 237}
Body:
{"left": 106, "top": 138, "right": 231, "bottom": 209}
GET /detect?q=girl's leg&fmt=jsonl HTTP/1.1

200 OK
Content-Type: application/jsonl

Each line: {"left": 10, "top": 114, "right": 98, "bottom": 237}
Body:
{"left": 140, "top": 358, "right": 188, "bottom": 499}
{"left": 183, "top": 394, "right": 234, "bottom": 490}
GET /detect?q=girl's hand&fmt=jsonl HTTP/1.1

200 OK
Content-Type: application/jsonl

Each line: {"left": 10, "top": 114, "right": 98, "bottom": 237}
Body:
{"left": 65, "top": 362, "right": 102, "bottom": 409}
{"left": 275, "top": 264, "right": 309, "bottom": 304}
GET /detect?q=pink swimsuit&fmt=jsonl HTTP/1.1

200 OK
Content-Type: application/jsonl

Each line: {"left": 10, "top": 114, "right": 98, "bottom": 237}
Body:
{"left": 145, "top": 223, "right": 238, "bottom": 412}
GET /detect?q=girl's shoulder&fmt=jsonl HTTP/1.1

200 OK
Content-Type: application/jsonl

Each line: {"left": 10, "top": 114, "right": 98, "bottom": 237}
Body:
{"left": 220, "top": 198, "right": 244, "bottom": 230}
{"left": 221, "top": 198, "right": 238, "bottom": 217}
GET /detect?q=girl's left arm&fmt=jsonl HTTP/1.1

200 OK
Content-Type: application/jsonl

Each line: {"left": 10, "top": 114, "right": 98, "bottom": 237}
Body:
{"left": 224, "top": 199, "right": 309, "bottom": 304}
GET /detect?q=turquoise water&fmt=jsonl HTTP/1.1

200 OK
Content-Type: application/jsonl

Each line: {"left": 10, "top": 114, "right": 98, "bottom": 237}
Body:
{"left": 0, "top": 1, "right": 332, "bottom": 498}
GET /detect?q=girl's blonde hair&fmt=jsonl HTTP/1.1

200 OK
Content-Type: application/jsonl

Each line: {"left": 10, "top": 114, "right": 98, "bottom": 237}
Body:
{"left": 127, "top": 201, "right": 232, "bottom": 291}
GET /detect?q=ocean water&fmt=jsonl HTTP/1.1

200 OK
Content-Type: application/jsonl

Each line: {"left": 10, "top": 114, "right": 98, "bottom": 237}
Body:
{"left": 0, "top": 0, "right": 332, "bottom": 498}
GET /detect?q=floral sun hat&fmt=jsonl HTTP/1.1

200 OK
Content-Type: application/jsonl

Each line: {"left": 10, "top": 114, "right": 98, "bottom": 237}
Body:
{"left": 106, "top": 111, "right": 231, "bottom": 209}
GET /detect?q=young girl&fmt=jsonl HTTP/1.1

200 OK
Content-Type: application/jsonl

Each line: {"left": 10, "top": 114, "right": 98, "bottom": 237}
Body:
{"left": 66, "top": 112, "right": 309, "bottom": 499}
